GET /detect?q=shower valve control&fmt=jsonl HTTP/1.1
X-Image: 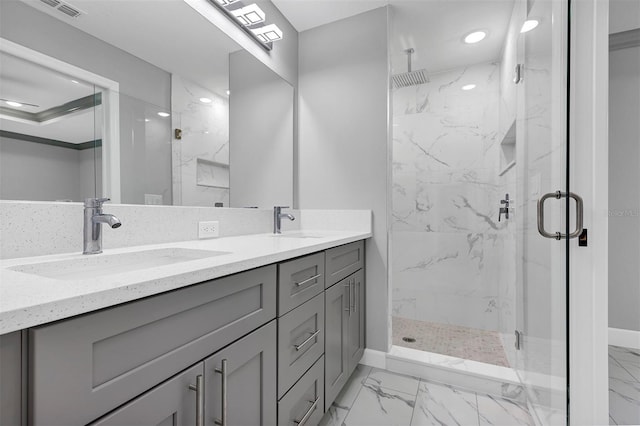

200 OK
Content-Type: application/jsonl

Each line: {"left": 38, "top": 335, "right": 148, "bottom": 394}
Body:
{"left": 499, "top": 194, "right": 510, "bottom": 222}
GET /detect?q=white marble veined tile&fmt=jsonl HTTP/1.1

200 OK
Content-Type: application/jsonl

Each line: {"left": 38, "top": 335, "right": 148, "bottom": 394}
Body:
{"left": 530, "top": 404, "right": 565, "bottom": 426}
{"left": 334, "top": 364, "right": 372, "bottom": 409}
{"left": 476, "top": 394, "right": 533, "bottom": 425}
{"left": 319, "top": 405, "right": 349, "bottom": 426}
{"left": 343, "top": 381, "right": 416, "bottom": 426}
{"left": 610, "top": 346, "right": 640, "bottom": 366}
{"left": 609, "top": 377, "right": 640, "bottom": 426}
{"left": 365, "top": 368, "right": 421, "bottom": 395}
{"left": 618, "top": 361, "right": 640, "bottom": 382}
{"left": 610, "top": 356, "right": 638, "bottom": 382}
{"left": 411, "top": 380, "right": 480, "bottom": 426}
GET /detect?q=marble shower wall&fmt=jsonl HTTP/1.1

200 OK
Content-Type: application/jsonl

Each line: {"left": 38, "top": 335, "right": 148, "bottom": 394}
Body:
{"left": 392, "top": 62, "right": 513, "bottom": 333}
{"left": 171, "top": 75, "right": 230, "bottom": 207}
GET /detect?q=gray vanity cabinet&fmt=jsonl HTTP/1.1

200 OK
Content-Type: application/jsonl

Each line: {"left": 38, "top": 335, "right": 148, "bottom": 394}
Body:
{"left": 205, "top": 321, "right": 277, "bottom": 426}
{"left": 324, "top": 278, "right": 349, "bottom": 407}
{"left": 91, "top": 363, "right": 202, "bottom": 426}
{"left": 347, "top": 269, "right": 365, "bottom": 371}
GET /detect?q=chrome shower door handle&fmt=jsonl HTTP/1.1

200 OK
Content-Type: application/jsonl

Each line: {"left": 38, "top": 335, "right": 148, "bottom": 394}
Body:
{"left": 537, "top": 191, "right": 584, "bottom": 240}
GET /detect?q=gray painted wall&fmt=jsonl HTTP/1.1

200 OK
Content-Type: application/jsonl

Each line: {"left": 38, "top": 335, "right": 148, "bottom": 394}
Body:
{"left": 609, "top": 45, "right": 640, "bottom": 332}
{"left": 298, "top": 7, "right": 390, "bottom": 352}
{"left": 0, "top": 136, "right": 98, "bottom": 202}
{"left": 229, "top": 50, "right": 294, "bottom": 208}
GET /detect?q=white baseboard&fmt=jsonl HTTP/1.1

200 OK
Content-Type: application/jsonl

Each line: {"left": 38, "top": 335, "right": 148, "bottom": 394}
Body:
{"left": 360, "top": 348, "right": 386, "bottom": 369}
{"left": 609, "top": 327, "right": 640, "bottom": 350}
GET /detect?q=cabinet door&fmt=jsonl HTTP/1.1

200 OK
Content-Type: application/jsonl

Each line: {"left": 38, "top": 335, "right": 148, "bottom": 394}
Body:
{"left": 91, "top": 363, "right": 203, "bottom": 426}
{"left": 324, "top": 279, "right": 349, "bottom": 408}
{"left": 205, "top": 321, "right": 277, "bottom": 426}
{"left": 347, "top": 269, "right": 365, "bottom": 374}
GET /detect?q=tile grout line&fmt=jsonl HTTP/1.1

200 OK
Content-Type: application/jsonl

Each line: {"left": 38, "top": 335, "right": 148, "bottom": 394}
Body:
{"left": 408, "top": 378, "right": 422, "bottom": 426}
{"left": 475, "top": 390, "right": 482, "bottom": 426}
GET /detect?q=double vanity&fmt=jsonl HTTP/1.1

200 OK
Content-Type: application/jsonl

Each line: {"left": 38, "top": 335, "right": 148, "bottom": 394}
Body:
{"left": 0, "top": 226, "right": 369, "bottom": 426}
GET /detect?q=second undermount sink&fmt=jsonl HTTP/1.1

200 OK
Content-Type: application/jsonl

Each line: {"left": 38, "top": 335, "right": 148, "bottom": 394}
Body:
{"left": 10, "top": 248, "right": 230, "bottom": 280}
{"left": 274, "top": 232, "right": 325, "bottom": 239}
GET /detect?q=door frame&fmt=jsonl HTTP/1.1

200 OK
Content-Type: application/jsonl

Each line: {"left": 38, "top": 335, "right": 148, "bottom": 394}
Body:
{"left": 568, "top": 0, "right": 610, "bottom": 424}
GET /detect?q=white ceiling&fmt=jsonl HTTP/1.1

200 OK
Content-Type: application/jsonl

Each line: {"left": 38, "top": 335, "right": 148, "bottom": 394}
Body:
{"left": 271, "top": 0, "right": 388, "bottom": 32}
{"left": 271, "top": 0, "right": 514, "bottom": 75}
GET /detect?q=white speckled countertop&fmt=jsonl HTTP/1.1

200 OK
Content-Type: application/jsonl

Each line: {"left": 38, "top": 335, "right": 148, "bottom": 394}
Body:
{"left": 0, "top": 230, "right": 370, "bottom": 335}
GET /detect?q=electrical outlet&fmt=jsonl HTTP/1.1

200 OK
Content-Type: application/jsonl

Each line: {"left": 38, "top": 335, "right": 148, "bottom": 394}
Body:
{"left": 198, "top": 221, "right": 219, "bottom": 239}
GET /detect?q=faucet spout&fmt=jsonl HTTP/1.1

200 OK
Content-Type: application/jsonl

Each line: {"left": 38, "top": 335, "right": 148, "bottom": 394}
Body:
{"left": 84, "top": 198, "right": 121, "bottom": 254}
{"left": 273, "top": 206, "right": 295, "bottom": 234}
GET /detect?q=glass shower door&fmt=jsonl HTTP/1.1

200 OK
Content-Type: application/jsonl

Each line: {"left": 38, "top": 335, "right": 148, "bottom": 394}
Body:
{"left": 515, "top": 0, "right": 572, "bottom": 423}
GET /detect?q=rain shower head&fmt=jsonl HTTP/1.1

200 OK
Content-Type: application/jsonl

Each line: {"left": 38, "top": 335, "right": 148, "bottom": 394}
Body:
{"left": 392, "top": 48, "right": 429, "bottom": 88}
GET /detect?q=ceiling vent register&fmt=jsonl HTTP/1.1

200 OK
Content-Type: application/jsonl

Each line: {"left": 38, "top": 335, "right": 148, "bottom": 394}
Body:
{"left": 38, "top": 0, "right": 83, "bottom": 18}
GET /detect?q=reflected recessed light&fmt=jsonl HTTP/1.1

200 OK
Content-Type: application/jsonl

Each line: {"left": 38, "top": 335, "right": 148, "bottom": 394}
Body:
{"left": 521, "top": 20, "right": 539, "bottom": 33}
{"left": 71, "top": 80, "right": 79, "bottom": 84}
{"left": 462, "top": 84, "right": 476, "bottom": 91}
{"left": 5, "top": 101, "right": 23, "bottom": 107}
{"left": 232, "top": 4, "right": 266, "bottom": 26}
{"left": 145, "top": 119, "right": 151, "bottom": 122}
{"left": 157, "top": 112, "right": 170, "bottom": 117}
{"left": 464, "top": 31, "right": 487, "bottom": 44}
{"left": 251, "top": 24, "right": 284, "bottom": 43}
{"left": 199, "top": 97, "right": 212, "bottom": 104}
{"left": 226, "top": 90, "right": 231, "bottom": 96}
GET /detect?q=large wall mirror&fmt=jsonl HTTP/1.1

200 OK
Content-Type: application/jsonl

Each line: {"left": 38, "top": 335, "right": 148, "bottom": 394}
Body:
{"left": 0, "top": 0, "right": 294, "bottom": 208}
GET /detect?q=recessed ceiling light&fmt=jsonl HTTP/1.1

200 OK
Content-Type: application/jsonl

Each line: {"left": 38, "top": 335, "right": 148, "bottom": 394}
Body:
{"left": 145, "top": 119, "right": 151, "bottom": 122}
{"left": 226, "top": 90, "right": 231, "bottom": 96}
{"left": 71, "top": 80, "right": 79, "bottom": 84}
{"left": 521, "top": 20, "right": 539, "bottom": 33}
{"left": 157, "top": 112, "right": 170, "bottom": 117}
{"left": 462, "top": 84, "right": 476, "bottom": 91}
{"left": 464, "top": 31, "right": 487, "bottom": 44}
{"left": 5, "top": 101, "right": 23, "bottom": 107}
{"left": 199, "top": 97, "right": 212, "bottom": 104}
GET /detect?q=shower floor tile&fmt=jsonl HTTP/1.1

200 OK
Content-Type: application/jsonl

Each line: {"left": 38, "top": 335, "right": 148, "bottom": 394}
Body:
{"left": 392, "top": 317, "right": 510, "bottom": 367}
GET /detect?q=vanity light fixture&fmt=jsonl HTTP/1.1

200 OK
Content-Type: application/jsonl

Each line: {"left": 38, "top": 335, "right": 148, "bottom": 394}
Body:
{"left": 251, "top": 24, "right": 284, "bottom": 43}
{"left": 199, "top": 97, "right": 212, "bottom": 103}
{"left": 157, "top": 112, "right": 170, "bottom": 117}
{"left": 5, "top": 100, "right": 23, "bottom": 107}
{"left": 461, "top": 84, "right": 476, "bottom": 91}
{"left": 464, "top": 31, "right": 487, "bottom": 44}
{"left": 231, "top": 3, "right": 266, "bottom": 26}
{"left": 521, "top": 20, "right": 539, "bottom": 33}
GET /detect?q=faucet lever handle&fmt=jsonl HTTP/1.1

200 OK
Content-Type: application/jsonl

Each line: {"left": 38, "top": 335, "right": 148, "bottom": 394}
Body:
{"left": 85, "top": 197, "right": 111, "bottom": 207}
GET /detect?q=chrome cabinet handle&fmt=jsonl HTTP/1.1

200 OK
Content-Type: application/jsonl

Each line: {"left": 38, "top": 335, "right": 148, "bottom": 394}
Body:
{"left": 188, "top": 375, "right": 204, "bottom": 426}
{"left": 294, "top": 329, "right": 321, "bottom": 351}
{"left": 354, "top": 280, "right": 358, "bottom": 314}
{"left": 214, "top": 359, "right": 228, "bottom": 426}
{"left": 537, "top": 191, "right": 584, "bottom": 240}
{"left": 344, "top": 280, "right": 351, "bottom": 314}
{"left": 294, "top": 397, "right": 320, "bottom": 426}
{"left": 295, "top": 273, "right": 321, "bottom": 287}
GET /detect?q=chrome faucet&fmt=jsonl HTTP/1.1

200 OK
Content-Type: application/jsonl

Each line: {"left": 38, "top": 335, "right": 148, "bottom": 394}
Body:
{"left": 84, "top": 198, "right": 121, "bottom": 255}
{"left": 273, "top": 206, "right": 295, "bottom": 234}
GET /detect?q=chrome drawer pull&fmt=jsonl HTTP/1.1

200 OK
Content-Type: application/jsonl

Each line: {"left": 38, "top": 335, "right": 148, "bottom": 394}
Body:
{"left": 294, "top": 397, "right": 320, "bottom": 426}
{"left": 214, "top": 359, "right": 228, "bottom": 426}
{"left": 344, "top": 280, "right": 351, "bottom": 314}
{"left": 294, "top": 329, "right": 321, "bottom": 351}
{"left": 188, "top": 374, "right": 204, "bottom": 426}
{"left": 295, "top": 273, "right": 322, "bottom": 287}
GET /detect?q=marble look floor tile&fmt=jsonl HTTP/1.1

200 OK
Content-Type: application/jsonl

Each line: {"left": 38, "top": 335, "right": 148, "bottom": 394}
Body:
{"left": 411, "top": 380, "right": 480, "bottom": 426}
{"left": 609, "top": 377, "right": 640, "bottom": 425}
{"left": 319, "top": 405, "right": 349, "bottom": 426}
{"left": 610, "top": 356, "right": 638, "bottom": 381}
{"left": 343, "top": 381, "right": 417, "bottom": 426}
{"left": 476, "top": 394, "right": 533, "bottom": 425}
{"left": 366, "top": 367, "right": 421, "bottom": 395}
{"left": 610, "top": 346, "right": 640, "bottom": 365}
{"left": 334, "top": 364, "right": 372, "bottom": 409}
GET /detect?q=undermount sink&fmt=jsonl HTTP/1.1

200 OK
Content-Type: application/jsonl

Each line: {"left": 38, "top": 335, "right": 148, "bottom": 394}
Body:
{"left": 10, "top": 248, "right": 230, "bottom": 280}
{"left": 274, "top": 232, "right": 325, "bottom": 239}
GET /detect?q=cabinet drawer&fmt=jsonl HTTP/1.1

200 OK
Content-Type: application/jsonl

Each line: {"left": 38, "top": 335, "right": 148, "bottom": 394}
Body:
{"left": 91, "top": 363, "right": 203, "bottom": 425}
{"left": 278, "top": 252, "right": 325, "bottom": 315}
{"left": 29, "top": 265, "right": 277, "bottom": 426}
{"left": 278, "top": 356, "right": 324, "bottom": 426}
{"left": 325, "top": 240, "right": 364, "bottom": 288}
{"left": 278, "top": 292, "right": 324, "bottom": 398}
